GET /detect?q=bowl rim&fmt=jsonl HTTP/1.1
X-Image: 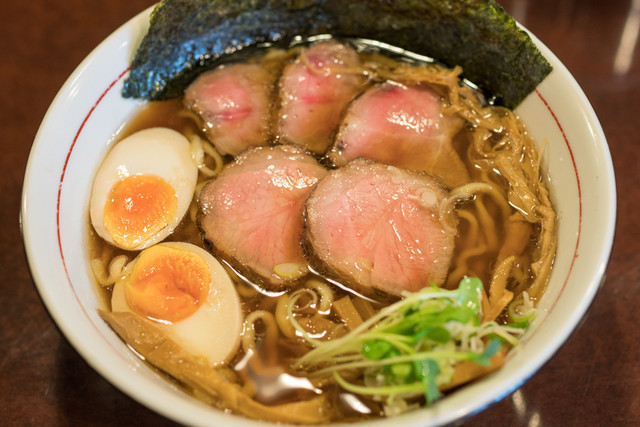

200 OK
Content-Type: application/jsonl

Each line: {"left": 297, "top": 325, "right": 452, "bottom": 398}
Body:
{"left": 21, "top": 5, "right": 617, "bottom": 427}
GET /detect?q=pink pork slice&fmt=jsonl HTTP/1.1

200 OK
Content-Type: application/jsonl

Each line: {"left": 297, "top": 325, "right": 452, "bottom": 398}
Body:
{"left": 184, "top": 63, "right": 273, "bottom": 156}
{"left": 199, "top": 145, "right": 327, "bottom": 289}
{"left": 329, "top": 82, "right": 469, "bottom": 188}
{"left": 304, "top": 159, "right": 455, "bottom": 296}
{"left": 277, "top": 40, "right": 367, "bottom": 155}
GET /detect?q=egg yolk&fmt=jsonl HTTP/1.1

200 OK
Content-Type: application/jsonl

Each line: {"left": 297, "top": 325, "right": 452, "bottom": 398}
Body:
{"left": 104, "top": 174, "right": 178, "bottom": 250}
{"left": 124, "top": 245, "right": 211, "bottom": 323}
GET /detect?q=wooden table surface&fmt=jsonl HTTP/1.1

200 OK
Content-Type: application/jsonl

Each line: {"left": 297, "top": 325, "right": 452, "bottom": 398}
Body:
{"left": 2, "top": 0, "right": 638, "bottom": 425}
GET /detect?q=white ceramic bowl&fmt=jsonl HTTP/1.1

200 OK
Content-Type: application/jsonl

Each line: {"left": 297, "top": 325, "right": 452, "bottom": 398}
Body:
{"left": 21, "top": 6, "right": 616, "bottom": 427}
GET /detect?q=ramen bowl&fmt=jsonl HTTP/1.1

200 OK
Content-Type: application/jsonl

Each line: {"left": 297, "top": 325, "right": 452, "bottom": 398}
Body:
{"left": 21, "top": 5, "right": 616, "bottom": 427}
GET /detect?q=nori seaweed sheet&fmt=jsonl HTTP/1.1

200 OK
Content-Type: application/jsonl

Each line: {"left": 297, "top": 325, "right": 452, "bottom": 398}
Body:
{"left": 122, "top": 0, "right": 552, "bottom": 109}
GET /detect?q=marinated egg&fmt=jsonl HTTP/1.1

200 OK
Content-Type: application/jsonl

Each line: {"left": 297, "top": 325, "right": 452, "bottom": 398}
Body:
{"left": 90, "top": 127, "right": 197, "bottom": 251}
{"left": 111, "top": 242, "right": 243, "bottom": 366}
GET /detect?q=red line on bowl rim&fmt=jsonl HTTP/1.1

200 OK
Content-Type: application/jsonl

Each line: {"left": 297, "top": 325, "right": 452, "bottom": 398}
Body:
{"left": 56, "top": 66, "right": 130, "bottom": 319}
{"left": 533, "top": 87, "right": 583, "bottom": 316}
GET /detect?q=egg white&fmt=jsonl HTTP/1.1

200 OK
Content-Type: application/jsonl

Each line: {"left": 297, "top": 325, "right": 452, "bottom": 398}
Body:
{"left": 111, "top": 242, "right": 243, "bottom": 366}
{"left": 90, "top": 127, "right": 198, "bottom": 251}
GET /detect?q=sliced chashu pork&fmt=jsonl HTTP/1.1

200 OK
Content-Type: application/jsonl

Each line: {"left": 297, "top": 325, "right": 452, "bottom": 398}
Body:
{"left": 304, "top": 158, "right": 456, "bottom": 297}
{"left": 277, "top": 40, "right": 367, "bottom": 155}
{"left": 199, "top": 145, "right": 327, "bottom": 289}
{"left": 185, "top": 63, "right": 274, "bottom": 156}
{"left": 329, "top": 82, "right": 469, "bottom": 188}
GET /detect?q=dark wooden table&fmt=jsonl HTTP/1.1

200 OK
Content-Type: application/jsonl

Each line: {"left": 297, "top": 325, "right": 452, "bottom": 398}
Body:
{"left": 2, "top": 0, "right": 638, "bottom": 425}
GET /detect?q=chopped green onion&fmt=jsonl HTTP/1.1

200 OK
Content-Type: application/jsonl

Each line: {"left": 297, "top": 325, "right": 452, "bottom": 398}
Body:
{"left": 508, "top": 292, "right": 535, "bottom": 324}
{"left": 273, "top": 262, "right": 301, "bottom": 278}
{"left": 390, "top": 361, "right": 414, "bottom": 381}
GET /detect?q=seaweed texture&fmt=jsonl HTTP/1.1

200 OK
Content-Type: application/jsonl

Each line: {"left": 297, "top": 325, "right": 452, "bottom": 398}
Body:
{"left": 123, "top": 0, "right": 552, "bottom": 109}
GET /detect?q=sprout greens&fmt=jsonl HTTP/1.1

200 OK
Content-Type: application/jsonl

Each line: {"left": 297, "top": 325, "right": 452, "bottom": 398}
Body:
{"left": 289, "top": 277, "right": 531, "bottom": 411}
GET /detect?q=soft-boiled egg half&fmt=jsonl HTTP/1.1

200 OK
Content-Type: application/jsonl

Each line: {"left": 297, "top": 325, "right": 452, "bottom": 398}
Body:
{"left": 111, "top": 242, "right": 243, "bottom": 365}
{"left": 90, "top": 127, "right": 198, "bottom": 251}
